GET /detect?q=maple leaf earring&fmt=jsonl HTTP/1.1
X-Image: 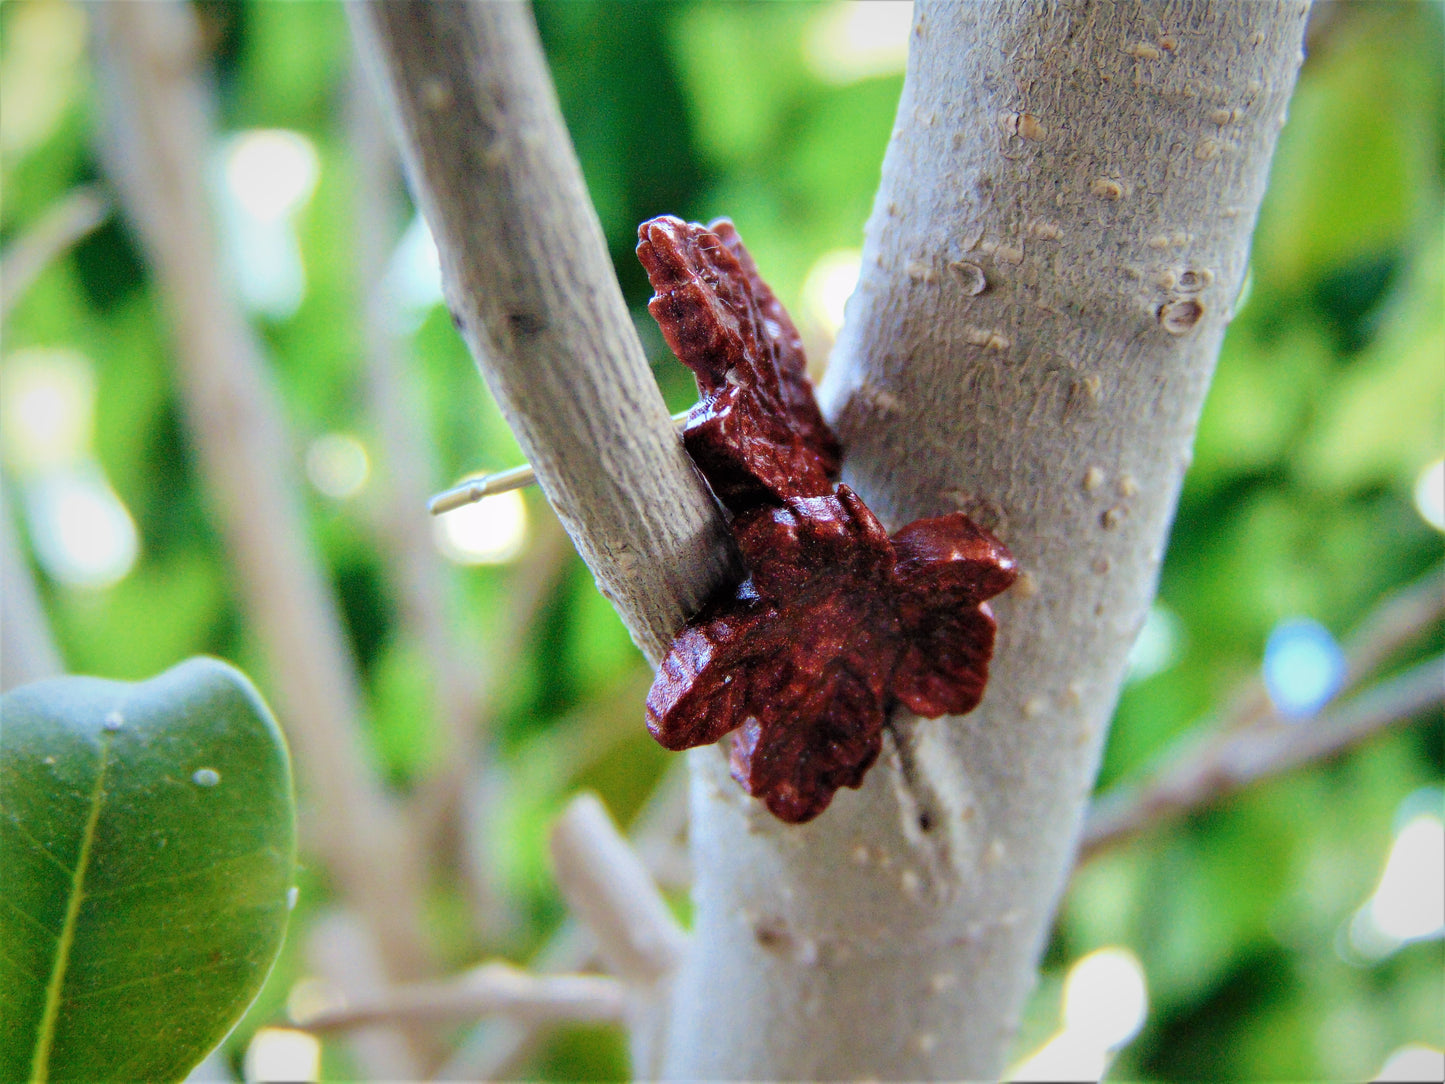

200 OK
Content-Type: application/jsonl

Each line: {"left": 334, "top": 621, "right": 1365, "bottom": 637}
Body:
{"left": 638, "top": 216, "right": 1018, "bottom": 823}
{"left": 428, "top": 216, "right": 1019, "bottom": 823}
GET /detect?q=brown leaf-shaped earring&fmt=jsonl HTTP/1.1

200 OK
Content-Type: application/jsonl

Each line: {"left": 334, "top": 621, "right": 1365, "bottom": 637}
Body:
{"left": 639, "top": 216, "right": 1017, "bottom": 823}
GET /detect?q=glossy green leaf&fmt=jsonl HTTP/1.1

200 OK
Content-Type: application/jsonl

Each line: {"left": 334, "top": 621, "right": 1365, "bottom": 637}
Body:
{"left": 0, "top": 658, "right": 296, "bottom": 1083}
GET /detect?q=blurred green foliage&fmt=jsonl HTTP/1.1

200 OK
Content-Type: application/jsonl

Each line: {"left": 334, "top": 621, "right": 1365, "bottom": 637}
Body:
{"left": 1, "top": 1, "right": 1440, "bottom": 1080}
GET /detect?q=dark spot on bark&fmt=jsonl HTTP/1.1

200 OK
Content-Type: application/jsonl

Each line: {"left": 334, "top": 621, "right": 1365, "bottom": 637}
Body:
{"left": 508, "top": 310, "right": 547, "bottom": 337}
{"left": 918, "top": 810, "right": 935, "bottom": 833}
{"left": 449, "top": 307, "right": 466, "bottom": 332}
{"left": 754, "top": 917, "right": 789, "bottom": 952}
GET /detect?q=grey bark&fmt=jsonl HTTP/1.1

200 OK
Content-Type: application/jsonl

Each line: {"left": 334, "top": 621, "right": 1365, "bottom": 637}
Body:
{"left": 352, "top": 0, "right": 1310, "bottom": 1077}
{"left": 663, "top": 2, "right": 1310, "bottom": 1078}
{"left": 348, "top": 0, "right": 738, "bottom": 666}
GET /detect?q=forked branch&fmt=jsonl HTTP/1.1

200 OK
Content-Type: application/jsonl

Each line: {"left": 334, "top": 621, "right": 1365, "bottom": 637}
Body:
{"left": 348, "top": 0, "right": 737, "bottom": 664}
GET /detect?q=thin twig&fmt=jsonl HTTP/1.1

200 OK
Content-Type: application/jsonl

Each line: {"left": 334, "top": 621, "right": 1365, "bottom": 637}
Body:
{"left": 0, "top": 185, "right": 110, "bottom": 322}
{"left": 1080, "top": 653, "right": 1444, "bottom": 857}
{"left": 549, "top": 791, "right": 686, "bottom": 987}
{"left": 1339, "top": 565, "right": 1445, "bottom": 687}
{"left": 1081, "top": 563, "right": 1445, "bottom": 857}
{"left": 437, "top": 770, "right": 686, "bottom": 1081}
{"left": 428, "top": 413, "right": 692, "bottom": 515}
{"left": 1216, "top": 564, "right": 1445, "bottom": 737}
{"left": 296, "top": 961, "right": 626, "bottom": 1033}
{"left": 433, "top": 924, "right": 596, "bottom": 1081}
{"left": 306, "top": 911, "right": 424, "bottom": 1079}
{"left": 0, "top": 478, "right": 64, "bottom": 690}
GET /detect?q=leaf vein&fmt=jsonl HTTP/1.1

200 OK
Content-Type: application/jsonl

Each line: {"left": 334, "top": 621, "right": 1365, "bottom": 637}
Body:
{"left": 2, "top": 812, "right": 77, "bottom": 878}
{"left": 0, "top": 895, "right": 61, "bottom": 941}
{"left": 0, "top": 943, "right": 50, "bottom": 986}
{"left": 62, "top": 954, "right": 237, "bottom": 1004}
{"left": 30, "top": 733, "right": 111, "bottom": 1084}
{"left": 83, "top": 846, "right": 284, "bottom": 900}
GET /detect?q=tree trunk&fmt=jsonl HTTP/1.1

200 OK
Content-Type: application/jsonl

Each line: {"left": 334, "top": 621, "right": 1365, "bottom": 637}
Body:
{"left": 662, "top": 2, "right": 1309, "bottom": 1078}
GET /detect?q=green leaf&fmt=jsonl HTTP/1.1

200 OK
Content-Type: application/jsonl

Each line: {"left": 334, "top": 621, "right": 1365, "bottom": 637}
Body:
{"left": 0, "top": 658, "right": 296, "bottom": 1083}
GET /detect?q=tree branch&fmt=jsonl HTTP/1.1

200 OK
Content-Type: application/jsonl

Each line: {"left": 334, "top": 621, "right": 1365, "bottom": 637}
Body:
{"left": 1080, "top": 563, "right": 1445, "bottom": 856}
{"left": 1081, "top": 653, "right": 1444, "bottom": 857}
{"left": 306, "top": 911, "right": 424, "bottom": 1079}
{"left": 91, "top": 0, "right": 430, "bottom": 980}
{"left": 0, "top": 479, "right": 63, "bottom": 691}
{"left": 295, "top": 961, "right": 625, "bottom": 1034}
{"left": 0, "top": 185, "right": 109, "bottom": 322}
{"left": 549, "top": 792, "right": 686, "bottom": 988}
{"left": 1210, "top": 564, "right": 1445, "bottom": 737}
{"left": 0, "top": 187, "right": 112, "bottom": 691}
{"left": 434, "top": 922, "right": 596, "bottom": 1082}
{"left": 550, "top": 791, "right": 686, "bottom": 1079}
{"left": 438, "top": 768, "right": 690, "bottom": 1081}
{"left": 1339, "top": 565, "right": 1445, "bottom": 690}
{"left": 347, "top": 0, "right": 738, "bottom": 665}
{"left": 344, "top": 65, "right": 506, "bottom": 926}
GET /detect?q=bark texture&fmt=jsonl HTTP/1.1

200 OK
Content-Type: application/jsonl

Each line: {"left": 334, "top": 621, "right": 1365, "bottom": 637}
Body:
{"left": 349, "top": 1, "right": 737, "bottom": 665}
{"left": 663, "top": 2, "right": 1310, "bottom": 1078}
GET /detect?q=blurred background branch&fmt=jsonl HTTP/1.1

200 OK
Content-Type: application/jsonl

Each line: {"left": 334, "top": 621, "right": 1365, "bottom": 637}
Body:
{"left": 295, "top": 962, "right": 625, "bottom": 1034}
{"left": 0, "top": 184, "right": 109, "bottom": 689}
{"left": 0, "top": 480, "right": 63, "bottom": 689}
{"left": 0, "top": 184, "right": 107, "bottom": 321}
{"left": 1083, "top": 564, "right": 1445, "bottom": 857}
{"left": 90, "top": 0, "right": 431, "bottom": 985}
{"left": 348, "top": 0, "right": 738, "bottom": 664}
{"left": 1083, "top": 652, "right": 1443, "bottom": 858}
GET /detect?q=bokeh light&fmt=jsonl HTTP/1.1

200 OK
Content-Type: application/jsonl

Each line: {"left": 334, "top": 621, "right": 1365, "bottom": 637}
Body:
{"left": 1263, "top": 618, "right": 1346, "bottom": 718}
{"left": 305, "top": 433, "right": 371, "bottom": 500}
{"left": 0, "top": 348, "right": 95, "bottom": 473}
{"left": 218, "top": 129, "right": 320, "bottom": 317}
{"left": 1374, "top": 1043, "right": 1445, "bottom": 1083}
{"left": 2, "top": 350, "right": 140, "bottom": 590}
{"left": 23, "top": 466, "right": 140, "bottom": 590}
{"left": 801, "top": 248, "right": 862, "bottom": 340}
{"left": 243, "top": 1027, "right": 321, "bottom": 1084}
{"left": 433, "top": 488, "right": 528, "bottom": 565}
{"left": 384, "top": 212, "right": 445, "bottom": 330}
{"left": 1126, "top": 603, "right": 1183, "bottom": 683}
{"left": 0, "top": 0, "right": 87, "bottom": 157}
{"left": 223, "top": 129, "right": 321, "bottom": 223}
{"left": 804, "top": 1, "right": 913, "bottom": 85}
{"left": 1010, "top": 947, "right": 1148, "bottom": 1082}
{"left": 1369, "top": 813, "right": 1445, "bottom": 942}
{"left": 1061, "top": 947, "right": 1149, "bottom": 1051}
{"left": 1413, "top": 457, "right": 1443, "bottom": 532}
{"left": 1349, "top": 791, "right": 1445, "bottom": 959}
